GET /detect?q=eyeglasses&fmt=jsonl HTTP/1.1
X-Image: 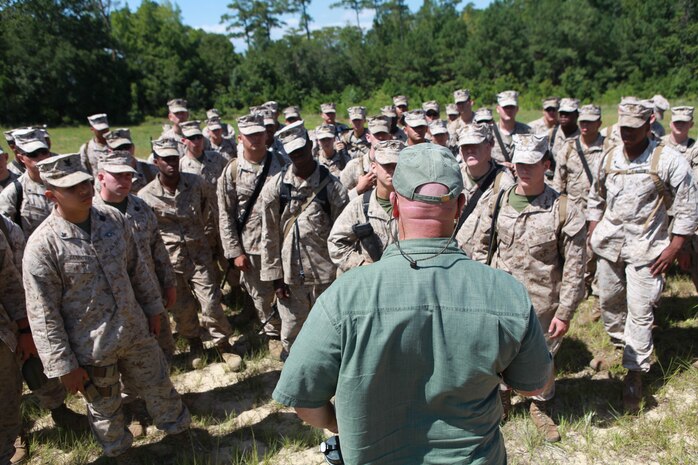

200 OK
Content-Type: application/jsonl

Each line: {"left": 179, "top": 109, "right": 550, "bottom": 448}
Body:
{"left": 25, "top": 148, "right": 50, "bottom": 158}
{"left": 186, "top": 135, "right": 203, "bottom": 141}
{"left": 544, "top": 108, "right": 558, "bottom": 113}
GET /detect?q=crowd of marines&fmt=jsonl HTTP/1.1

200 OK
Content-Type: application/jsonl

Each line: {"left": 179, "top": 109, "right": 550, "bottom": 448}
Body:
{"left": 0, "top": 88, "right": 697, "bottom": 464}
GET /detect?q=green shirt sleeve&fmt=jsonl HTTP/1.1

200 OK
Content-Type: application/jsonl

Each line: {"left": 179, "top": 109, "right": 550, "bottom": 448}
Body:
{"left": 272, "top": 299, "right": 342, "bottom": 408}
{"left": 501, "top": 306, "right": 552, "bottom": 392}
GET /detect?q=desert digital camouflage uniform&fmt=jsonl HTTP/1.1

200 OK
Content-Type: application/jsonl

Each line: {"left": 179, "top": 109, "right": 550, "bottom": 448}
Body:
{"left": 552, "top": 134, "right": 605, "bottom": 211}
{"left": 0, "top": 214, "right": 25, "bottom": 273}
{"left": 490, "top": 121, "right": 531, "bottom": 164}
{"left": 0, "top": 173, "right": 53, "bottom": 238}
{"left": 317, "top": 149, "right": 351, "bottom": 179}
{"left": 327, "top": 188, "right": 396, "bottom": 273}
{"left": 455, "top": 161, "right": 515, "bottom": 262}
{"left": 485, "top": 184, "right": 587, "bottom": 400}
{"left": 79, "top": 139, "right": 109, "bottom": 175}
{"left": 93, "top": 193, "right": 177, "bottom": 360}
{"left": 131, "top": 161, "right": 158, "bottom": 194}
{"left": 340, "top": 129, "right": 370, "bottom": 159}
{"left": 179, "top": 149, "right": 227, "bottom": 238}
{"left": 528, "top": 117, "right": 551, "bottom": 135}
{"left": 587, "top": 139, "right": 698, "bottom": 371}
{"left": 260, "top": 162, "right": 349, "bottom": 351}
{"left": 0, "top": 171, "right": 19, "bottom": 192}
{"left": 23, "top": 203, "right": 190, "bottom": 457}
{"left": 217, "top": 150, "right": 286, "bottom": 337}
{"left": 661, "top": 135, "right": 698, "bottom": 179}
{"left": 550, "top": 125, "right": 580, "bottom": 161}
{"left": 138, "top": 172, "right": 233, "bottom": 345}
{"left": 0, "top": 231, "right": 26, "bottom": 464}
{"left": 340, "top": 152, "right": 372, "bottom": 200}
{"left": 209, "top": 137, "right": 237, "bottom": 162}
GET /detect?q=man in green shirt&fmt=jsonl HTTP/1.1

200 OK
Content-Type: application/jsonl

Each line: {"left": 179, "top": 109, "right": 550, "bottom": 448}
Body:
{"left": 273, "top": 144, "right": 552, "bottom": 465}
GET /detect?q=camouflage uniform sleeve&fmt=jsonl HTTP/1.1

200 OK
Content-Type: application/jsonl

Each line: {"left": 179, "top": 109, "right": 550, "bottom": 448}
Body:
{"left": 552, "top": 142, "right": 571, "bottom": 194}
{"left": 327, "top": 195, "right": 365, "bottom": 271}
{"left": 259, "top": 175, "right": 284, "bottom": 282}
{"left": 122, "top": 213, "right": 165, "bottom": 317}
{"left": 0, "top": 181, "right": 19, "bottom": 222}
{"left": 146, "top": 205, "right": 176, "bottom": 290}
{"left": 586, "top": 153, "right": 608, "bottom": 222}
{"left": 328, "top": 177, "right": 349, "bottom": 222}
{"left": 23, "top": 241, "right": 79, "bottom": 378}
{"left": 216, "top": 163, "right": 244, "bottom": 259}
{"left": 202, "top": 179, "right": 219, "bottom": 248}
{"left": 78, "top": 142, "right": 91, "bottom": 173}
{"left": 0, "top": 232, "right": 25, "bottom": 322}
{"left": 1, "top": 215, "right": 25, "bottom": 274}
{"left": 666, "top": 154, "right": 698, "bottom": 236}
{"left": 556, "top": 201, "right": 587, "bottom": 321}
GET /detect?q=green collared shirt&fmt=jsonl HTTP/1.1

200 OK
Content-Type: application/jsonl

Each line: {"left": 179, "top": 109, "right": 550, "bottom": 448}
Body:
{"left": 273, "top": 238, "right": 551, "bottom": 465}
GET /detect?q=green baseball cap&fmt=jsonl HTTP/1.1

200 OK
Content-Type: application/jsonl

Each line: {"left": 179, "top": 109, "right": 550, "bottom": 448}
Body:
{"left": 393, "top": 144, "right": 463, "bottom": 204}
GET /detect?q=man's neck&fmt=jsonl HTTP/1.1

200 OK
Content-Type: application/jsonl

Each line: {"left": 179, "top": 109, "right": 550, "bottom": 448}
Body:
{"left": 320, "top": 148, "right": 335, "bottom": 160}
{"left": 561, "top": 125, "right": 578, "bottom": 138}
{"left": 243, "top": 148, "right": 266, "bottom": 164}
{"left": 459, "top": 109, "right": 473, "bottom": 124}
{"left": 58, "top": 206, "right": 90, "bottom": 225}
{"left": 515, "top": 183, "right": 544, "bottom": 197}
{"left": 27, "top": 170, "right": 42, "bottom": 184}
{"left": 292, "top": 160, "right": 316, "bottom": 179}
{"left": 0, "top": 168, "right": 9, "bottom": 184}
{"left": 353, "top": 127, "right": 364, "bottom": 138}
{"left": 581, "top": 132, "right": 599, "bottom": 146}
{"left": 625, "top": 138, "right": 651, "bottom": 160}
{"left": 376, "top": 184, "right": 391, "bottom": 199}
{"left": 499, "top": 119, "right": 515, "bottom": 133}
{"left": 158, "top": 173, "right": 180, "bottom": 191}
{"left": 186, "top": 150, "right": 203, "bottom": 160}
{"left": 100, "top": 189, "right": 126, "bottom": 204}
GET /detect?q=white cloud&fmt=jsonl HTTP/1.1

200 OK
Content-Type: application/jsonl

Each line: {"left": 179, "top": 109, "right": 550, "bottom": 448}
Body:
{"left": 197, "top": 23, "right": 227, "bottom": 34}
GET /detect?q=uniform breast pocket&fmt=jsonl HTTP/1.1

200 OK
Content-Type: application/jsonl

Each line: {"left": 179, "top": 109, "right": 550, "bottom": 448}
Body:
{"left": 633, "top": 177, "right": 658, "bottom": 203}
{"left": 63, "top": 259, "right": 98, "bottom": 287}
{"left": 528, "top": 231, "right": 558, "bottom": 263}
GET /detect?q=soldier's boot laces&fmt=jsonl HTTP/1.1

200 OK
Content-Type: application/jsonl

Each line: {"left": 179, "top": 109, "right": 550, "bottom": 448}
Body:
{"left": 499, "top": 389, "right": 512, "bottom": 424}
{"left": 529, "top": 400, "right": 561, "bottom": 443}
{"left": 187, "top": 337, "right": 205, "bottom": 369}
{"left": 51, "top": 404, "right": 89, "bottom": 432}
{"left": 216, "top": 339, "right": 244, "bottom": 372}
{"left": 10, "top": 432, "right": 28, "bottom": 464}
{"left": 623, "top": 371, "right": 643, "bottom": 414}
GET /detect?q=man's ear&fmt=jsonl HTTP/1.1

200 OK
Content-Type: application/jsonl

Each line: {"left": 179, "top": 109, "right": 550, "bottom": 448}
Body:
{"left": 44, "top": 189, "right": 56, "bottom": 202}
{"left": 390, "top": 191, "right": 399, "bottom": 219}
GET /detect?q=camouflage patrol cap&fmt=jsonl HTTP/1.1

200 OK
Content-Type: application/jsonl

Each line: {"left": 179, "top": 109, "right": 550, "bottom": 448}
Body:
{"left": 393, "top": 144, "right": 462, "bottom": 204}
{"left": 180, "top": 120, "right": 203, "bottom": 138}
{"left": 497, "top": 90, "right": 519, "bottom": 107}
{"left": 98, "top": 150, "right": 137, "bottom": 174}
{"left": 429, "top": 120, "right": 449, "bottom": 136}
{"left": 404, "top": 110, "right": 428, "bottom": 128}
{"left": 206, "top": 108, "right": 222, "bottom": 120}
{"left": 446, "top": 104, "right": 459, "bottom": 116}
{"left": 348, "top": 106, "right": 367, "bottom": 121}
{"left": 457, "top": 123, "right": 492, "bottom": 146}
{"left": 87, "top": 113, "right": 109, "bottom": 131}
{"left": 259, "top": 109, "right": 276, "bottom": 126}
{"left": 276, "top": 120, "right": 308, "bottom": 154}
{"left": 249, "top": 105, "right": 262, "bottom": 115}
{"left": 618, "top": 100, "right": 652, "bottom": 128}
{"left": 671, "top": 106, "right": 694, "bottom": 122}
{"left": 368, "top": 115, "right": 390, "bottom": 134}
{"left": 4, "top": 130, "right": 15, "bottom": 143}
{"left": 454, "top": 89, "right": 471, "bottom": 103}
{"left": 512, "top": 134, "right": 548, "bottom": 164}
{"left": 13, "top": 128, "right": 48, "bottom": 153}
{"left": 559, "top": 98, "right": 580, "bottom": 113}
{"left": 152, "top": 138, "right": 180, "bottom": 158}
{"left": 315, "top": 124, "right": 336, "bottom": 140}
{"left": 422, "top": 101, "right": 440, "bottom": 113}
{"left": 393, "top": 95, "right": 408, "bottom": 107}
{"left": 237, "top": 114, "right": 266, "bottom": 135}
{"left": 283, "top": 106, "right": 301, "bottom": 120}
{"left": 38, "top": 153, "right": 93, "bottom": 188}
{"left": 263, "top": 101, "right": 279, "bottom": 112}
{"left": 542, "top": 97, "right": 560, "bottom": 110}
{"left": 167, "top": 98, "right": 188, "bottom": 113}
{"left": 373, "top": 140, "right": 405, "bottom": 165}
{"left": 320, "top": 103, "right": 336, "bottom": 114}
{"left": 652, "top": 95, "right": 670, "bottom": 112}
{"left": 104, "top": 128, "right": 133, "bottom": 149}
{"left": 207, "top": 116, "right": 223, "bottom": 131}
{"left": 381, "top": 105, "right": 397, "bottom": 118}
{"left": 578, "top": 104, "right": 602, "bottom": 122}
{"left": 473, "top": 108, "right": 494, "bottom": 123}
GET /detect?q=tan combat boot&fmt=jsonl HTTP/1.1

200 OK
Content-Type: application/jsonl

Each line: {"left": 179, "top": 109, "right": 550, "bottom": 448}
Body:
{"left": 529, "top": 400, "right": 561, "bottom": 443}
{"left": 10, "top": 433, "right": 28, "bottom": 464}
{"left": 623, "top": 370, "right": 643, "bottom": 414}
{"left": 215, "top": 339, "right": 244, "bottom": 372}
{"left": 187, "top": 337, "right": 205, "bottom": 369}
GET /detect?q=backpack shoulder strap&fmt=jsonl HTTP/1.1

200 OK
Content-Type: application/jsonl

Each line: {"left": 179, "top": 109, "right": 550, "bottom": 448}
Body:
{"left": 362, "top": 188, "right": 372, "bottom": 222}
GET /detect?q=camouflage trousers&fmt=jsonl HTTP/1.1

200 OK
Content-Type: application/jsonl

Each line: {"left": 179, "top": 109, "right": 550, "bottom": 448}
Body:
{"left": 30, "top": 374, "right": 67, "bottom": 410}
{"left": 597, "top": 257, "right": 663, "bottom": 372}
{"left": 240, "top": 254, "right": 280, "bottom": 338}
{"left": 277, "top": 283, "right": 330, "bottom": 352}
{"left": 170, "top": 261, "right": 233, "bottom": 344}
{"left": 86, "top": 336, "right": 190, "bottom": 457}
{"left": 0, "top": 343, "right": 21, "bottom": 465}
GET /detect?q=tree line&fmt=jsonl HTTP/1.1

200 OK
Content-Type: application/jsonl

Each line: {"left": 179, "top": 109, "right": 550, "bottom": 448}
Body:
{"left": 1, "top": 0, "right": 696, "bottom": 126}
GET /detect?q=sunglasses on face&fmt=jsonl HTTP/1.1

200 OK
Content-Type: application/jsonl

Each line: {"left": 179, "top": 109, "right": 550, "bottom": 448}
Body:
{"left": 25, "top": 148, "right": 50, "bottom": 158}
{"left": 186, "top": 135, "right": 203, "bottom": 142}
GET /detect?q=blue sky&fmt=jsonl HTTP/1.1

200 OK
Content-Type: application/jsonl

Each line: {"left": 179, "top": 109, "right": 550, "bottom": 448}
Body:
{"left": 124, "top": 0, "right": 493, "bottom": 51}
